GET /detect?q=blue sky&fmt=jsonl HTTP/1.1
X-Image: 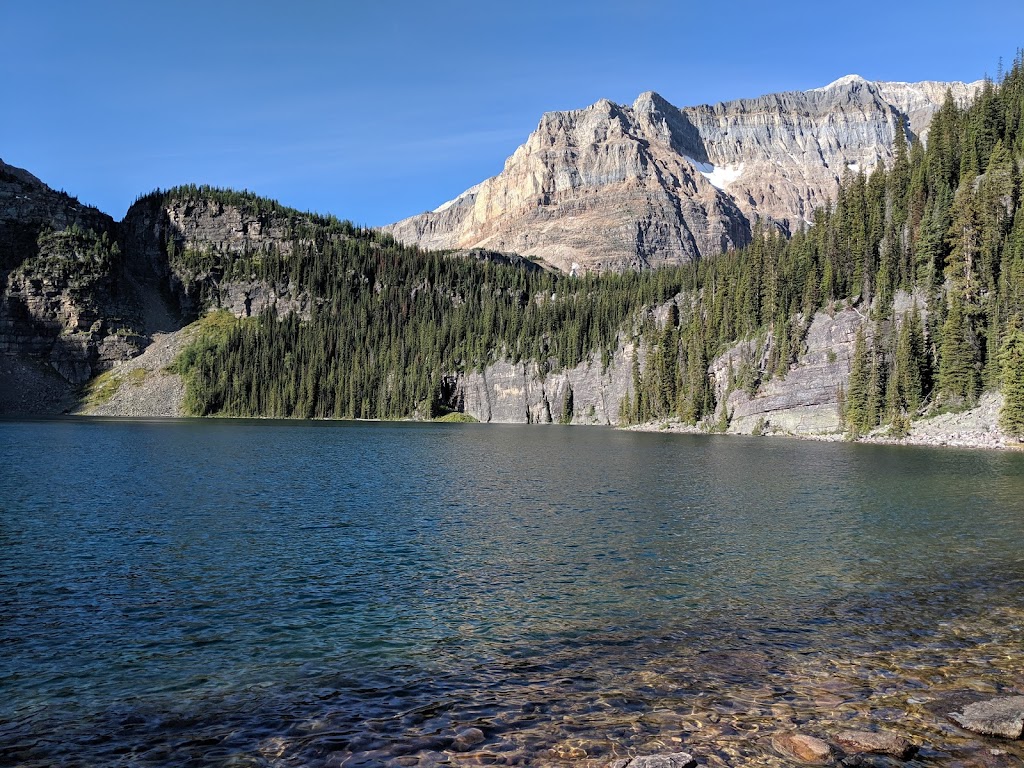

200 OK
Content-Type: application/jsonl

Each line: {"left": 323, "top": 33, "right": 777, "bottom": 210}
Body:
{"left": 2, "top": 1, "right": 1022, "bottom": 226}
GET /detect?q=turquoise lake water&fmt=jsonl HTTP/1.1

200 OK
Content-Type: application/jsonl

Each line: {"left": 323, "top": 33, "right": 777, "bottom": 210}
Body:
{"left": 2, "top": 419, "right": 1023, "bottom": 766}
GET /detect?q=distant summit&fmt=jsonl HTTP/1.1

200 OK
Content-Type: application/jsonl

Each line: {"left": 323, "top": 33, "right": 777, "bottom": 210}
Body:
{"left": 384, "top": 76, "right": 982, "bottom": 273}
{"left": 811, "top": 73, "right": 870, "bottom": 90}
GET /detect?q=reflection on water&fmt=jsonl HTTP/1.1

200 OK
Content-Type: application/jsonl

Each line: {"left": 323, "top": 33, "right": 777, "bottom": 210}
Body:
{"left": 1, "top": 420, "right": 1023, "bottom": 766}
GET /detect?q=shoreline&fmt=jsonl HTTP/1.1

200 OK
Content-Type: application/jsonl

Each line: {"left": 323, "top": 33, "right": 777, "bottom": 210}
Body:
{"left": 625, "top": 391, "right": 1020, "bottom": 452}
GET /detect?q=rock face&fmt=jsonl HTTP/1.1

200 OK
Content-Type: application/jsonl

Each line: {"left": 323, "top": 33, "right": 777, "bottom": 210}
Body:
{"left": 450, "top": 341, "right": 637, "bottom": 425}
{"left": 711, "top": 306, "right": 865, "bottom": 435}
{"left": 1, "top": 165, "right": 315, "bottom": 404}
{"left": 0, "top": 160, "right": 147, "bottom": 392}
{"left": 0, "top": 159, "right": 114, "bottom": 270}
{"left": 120, "top": 193, "right": 312, "bottom": 319}
{"left": 708, "top": 292, "right": 935, "bottom": 436}
{"left": 385, "top": 76, "right": 981, "bottom": 273}
{"left": 445, "top": 301, "right": 860, "bottom": 430}
{"left": 2, "top": 253, "right": 145, "bottom": 384}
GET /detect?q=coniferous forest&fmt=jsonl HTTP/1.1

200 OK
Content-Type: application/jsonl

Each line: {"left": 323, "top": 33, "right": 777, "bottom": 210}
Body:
{"left": 170, "top": 56, "right": 1024, "bottom": 437}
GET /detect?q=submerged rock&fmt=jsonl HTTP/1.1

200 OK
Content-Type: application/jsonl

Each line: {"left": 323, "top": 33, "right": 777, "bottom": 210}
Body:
{"left": 771, "top": 732, "right": 836, "bottom": 764}
{"left": 450, "top": 726, "right": 485, "bottom": 751}
{"left": 949, "top": 696, "right": 1024, "bottom": 739}
{"left": 607, "top": 753, "right": 696, "bottom": 768}
{"left": 835, "top": 729, "right": 917, "bottom": 759}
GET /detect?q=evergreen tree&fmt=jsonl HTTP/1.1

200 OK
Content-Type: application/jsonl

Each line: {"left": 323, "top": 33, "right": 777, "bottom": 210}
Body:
{"left": 845, "top": 326, "right": 872, "bottom": 436}
{"left": 937, "top": 294, "right": 980, "bottom": 404}
{"left": 999, "top": 321, "right": 1024, "bottom": 439}
{"left": 888, "top": 303, "right": 927, "bottom": 417}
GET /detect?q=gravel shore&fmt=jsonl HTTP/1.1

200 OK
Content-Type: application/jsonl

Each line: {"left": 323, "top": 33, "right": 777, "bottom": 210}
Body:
{"left": 627, "top": 392, "right": 1020, "bottom": 451}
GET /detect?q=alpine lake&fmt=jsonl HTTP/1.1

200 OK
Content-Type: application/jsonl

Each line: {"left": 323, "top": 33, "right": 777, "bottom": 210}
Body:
{"left": 2, "top": 419, "right": 1024, "bottom": 767}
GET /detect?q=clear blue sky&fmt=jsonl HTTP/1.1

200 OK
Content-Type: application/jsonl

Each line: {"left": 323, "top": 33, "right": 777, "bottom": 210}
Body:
{"left": 2, "top": 1, "right": 1021, "bottom": 226}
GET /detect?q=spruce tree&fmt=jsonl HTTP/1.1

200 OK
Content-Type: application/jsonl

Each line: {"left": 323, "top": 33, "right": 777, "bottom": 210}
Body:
{"left": 888, "top": 303, "right": 927, "bottom": 418}
{"left": 937, "top": 294, "right": 980, "bottom": 405}
{"left": 999, "top": 322, "right": 1024, "bottom": 439}
{"left": 845, "top": 326, "right": 871, "bottom": 436}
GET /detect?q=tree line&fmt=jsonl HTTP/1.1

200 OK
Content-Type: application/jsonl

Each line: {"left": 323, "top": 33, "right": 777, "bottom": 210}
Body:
{"left": 168, "top": 54, "right": 1024, "bottom": 437}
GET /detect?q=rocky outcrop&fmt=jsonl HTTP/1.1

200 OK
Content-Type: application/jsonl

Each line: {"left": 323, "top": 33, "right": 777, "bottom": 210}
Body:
{"left": 1, "top": 165, "right": 319, "bottom": 398}
{"left": 704, "top": 291, "right": 942, "bottom": 436}
{"left": 385, "top": 77, "right": 981, "bottom": 273}
{"left": 1, "top": 276, "right": 144, "bottom": 383}
{"left": 441, "top": 294, "right": 921, "bottom": 431}
{"left": 218, "top": 281, "right": 312, "bottom": 319}
{"left": 450, "top": 341, "right": 636, "bottom": 425}
{"left": 121, "top": 193, "right": 312, "bottom": 319}
{"left": 0, "top": 159, "right": 114, "bottom": 269}
{"left": 387, "top": 93, "right": 751, "bottom": 273}
{"left": 0, "top": 161, "right": 147, "bottom": 390}
{"left": 711, "top": 307, "right": 865, "bottom": 435}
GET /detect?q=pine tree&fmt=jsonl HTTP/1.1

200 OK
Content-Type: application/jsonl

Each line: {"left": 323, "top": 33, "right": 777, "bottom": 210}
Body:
{"left": 866, "top": 348, "right": 884, "bottom": 428}
{"left": 888, "top": 303, "right": 927, "bottom": 418}
{"left": 937, "top": 294, "right": 980, "bottom": 405}
{"left": 946, "top": 182, "right": 982, "bottom": 302}
{"left": 845, "top": 326, "right": 872, "bottom": 436}
{"left": 999, "top": 322, "right": 1024, "bottom": 439}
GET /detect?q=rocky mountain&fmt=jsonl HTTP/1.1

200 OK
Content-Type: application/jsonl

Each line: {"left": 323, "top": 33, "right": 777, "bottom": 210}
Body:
{"left": 384, "top": 76, "right": 982, "bottom": 273}
{"left": 0, "top": 160, "right": 114, "bottom": 269}
{"left": 0, "top": 175, "right": 378, "bottom": 414}
{"left": 1, "top": 56, "right": 1015, "bottom": 450}
{"left": 0, "top": 160, "right": 149, "bottom": 410}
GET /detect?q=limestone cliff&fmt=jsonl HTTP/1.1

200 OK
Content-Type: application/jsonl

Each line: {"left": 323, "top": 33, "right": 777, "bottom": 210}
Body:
{"left": 0, "top": 159, "right": 147, "bottom": 404}
{"left": 121, "top": 191, "right": 314, "bottom": 319}
{"left": 449, "top": 343, "right": 637, "bottom": 426}
{"left": 384, "top": 77, "right": 981, "bottom": 273}
{"left": 0, "top": 160, "right": 114, "bottom": 269}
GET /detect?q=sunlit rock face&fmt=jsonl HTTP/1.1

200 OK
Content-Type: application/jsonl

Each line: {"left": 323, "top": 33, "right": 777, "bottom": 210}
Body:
{"left": 384, "top": 76, "right": 981, "bottom": 273}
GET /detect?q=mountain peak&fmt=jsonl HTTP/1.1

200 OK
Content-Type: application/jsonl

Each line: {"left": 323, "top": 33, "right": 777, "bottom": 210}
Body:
{"left": 384, "top": 74, "right": 981, "bottom": 273}
{"left": 812, "top": 74, "right": 869, "bottom": 91}
{"left": 632, "top": 90, "right": 674, "bottom": 113}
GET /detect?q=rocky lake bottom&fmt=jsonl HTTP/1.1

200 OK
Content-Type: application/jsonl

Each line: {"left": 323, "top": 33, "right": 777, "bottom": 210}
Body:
{"left": 2, "top": 420, "right": 1023, "bottom": 767}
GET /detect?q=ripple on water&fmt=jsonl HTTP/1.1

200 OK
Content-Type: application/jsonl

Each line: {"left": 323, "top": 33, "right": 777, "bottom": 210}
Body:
{"left": 2, "top": 421, "right": 1024, "bottom": 766}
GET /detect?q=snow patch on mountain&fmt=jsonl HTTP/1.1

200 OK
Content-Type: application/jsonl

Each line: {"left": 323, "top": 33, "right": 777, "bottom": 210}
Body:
{"left": 685, "top": 156, "right": 744, "bottom": 190}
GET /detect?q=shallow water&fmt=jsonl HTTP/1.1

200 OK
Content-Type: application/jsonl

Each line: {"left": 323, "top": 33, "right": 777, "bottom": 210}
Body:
{"left": 2, "top": 420, "right": 1023, "bottom": 766}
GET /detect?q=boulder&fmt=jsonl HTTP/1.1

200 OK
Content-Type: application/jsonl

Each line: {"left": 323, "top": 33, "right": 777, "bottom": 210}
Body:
{"left": 771, "top": 732, "right": 836, "bottom": 764}
{"left": 950, "top": 696, "right": 1024, "bottom": 739}
{"left": 835, "top": 729, "right": 916, "bottom": 759}
{"left": 449, "top": 726, "right": 485, "bottom": 752}
{"left": 607, "top": 752, "right": 696, "bottom": 768}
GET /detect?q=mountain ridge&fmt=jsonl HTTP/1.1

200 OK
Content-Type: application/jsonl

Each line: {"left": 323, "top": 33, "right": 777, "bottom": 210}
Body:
{"left": 384, "top": 75, "right": 983, "bottom": 273}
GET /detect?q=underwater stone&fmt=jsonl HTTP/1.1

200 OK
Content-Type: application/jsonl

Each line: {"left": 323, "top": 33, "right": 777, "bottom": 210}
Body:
{"left": 950, "top": 696, "right": 1024, "bottom": 739}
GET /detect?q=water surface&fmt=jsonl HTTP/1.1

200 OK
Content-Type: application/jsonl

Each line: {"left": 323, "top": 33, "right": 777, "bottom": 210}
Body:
{"left": 2, "top": 420, "right": 1023, "bottom": 766}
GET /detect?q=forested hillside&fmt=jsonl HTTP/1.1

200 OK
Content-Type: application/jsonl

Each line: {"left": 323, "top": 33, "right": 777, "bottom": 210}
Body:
{"left": 627, "top": 59, "right": 1024, "bottom": 436}
{"left": 171, "top": 56, "right": 1024, "bottom": 437}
